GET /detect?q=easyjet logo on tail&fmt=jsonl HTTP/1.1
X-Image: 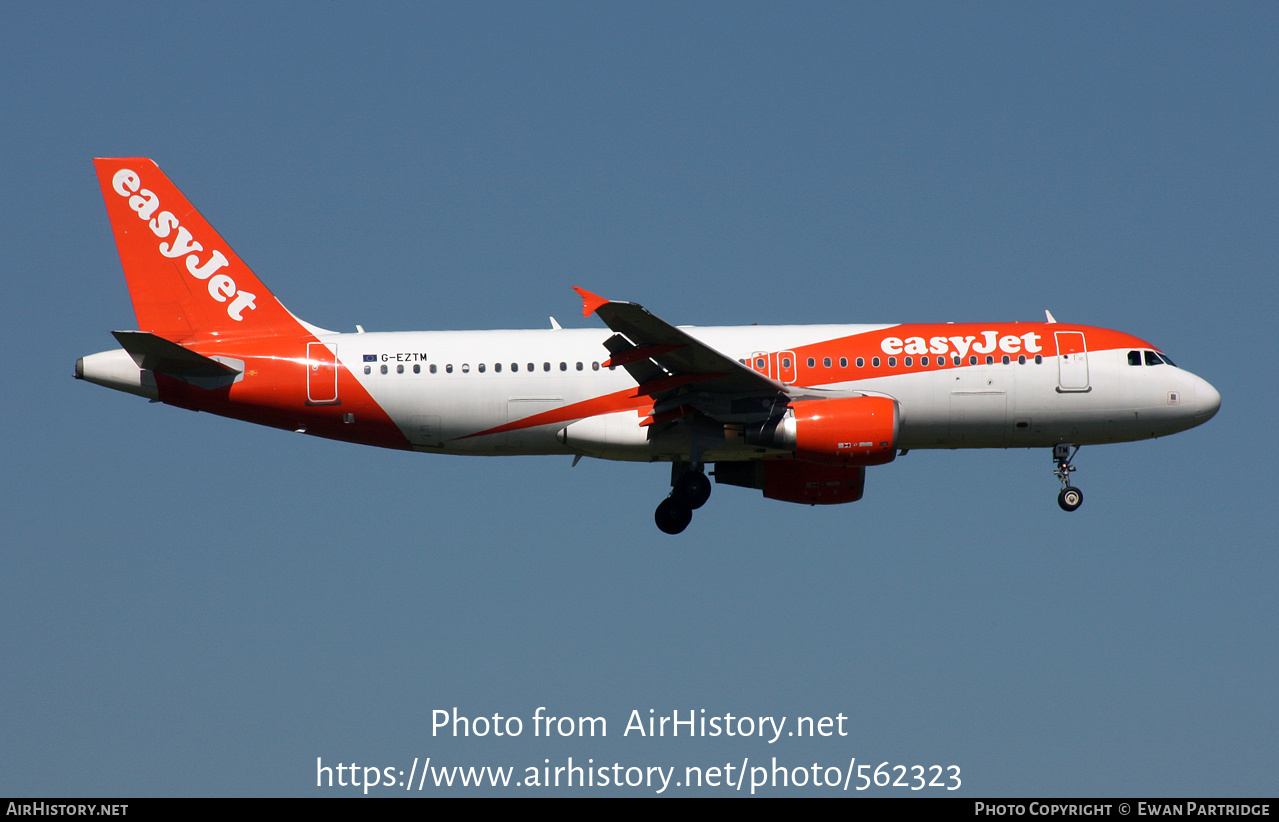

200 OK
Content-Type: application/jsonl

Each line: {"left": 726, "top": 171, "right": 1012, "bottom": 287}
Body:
{"left": 110, "top": 169, "right": 257, "bottom": 321}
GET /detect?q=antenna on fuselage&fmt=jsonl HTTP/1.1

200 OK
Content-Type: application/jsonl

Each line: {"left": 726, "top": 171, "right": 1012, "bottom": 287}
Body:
{"left": 549, "top": 317, "right": 562, "bottom": 330}
{"left": 1045, "top": 310, "right": 1058, "bottom": 324}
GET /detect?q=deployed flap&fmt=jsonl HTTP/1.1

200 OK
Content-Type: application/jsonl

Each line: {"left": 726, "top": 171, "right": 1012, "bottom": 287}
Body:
{"left": 112, "top": 330, "right": 241, "bottom": 378}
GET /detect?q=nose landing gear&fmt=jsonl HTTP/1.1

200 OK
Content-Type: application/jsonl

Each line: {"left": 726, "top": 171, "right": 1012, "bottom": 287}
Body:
{"left": 654, "top": 462, "right": 711, "bottom": 534}
{"left": 1053, "top": 444, "right": 1083, "bottom": 512}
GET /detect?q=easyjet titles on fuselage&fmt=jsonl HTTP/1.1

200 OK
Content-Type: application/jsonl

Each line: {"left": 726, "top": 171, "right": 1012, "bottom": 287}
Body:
{"left": 880, "top": 331, "right": 1043, "bottom": 359}
{"left": 109, "top": 168, "right": 257, "bottom": 322}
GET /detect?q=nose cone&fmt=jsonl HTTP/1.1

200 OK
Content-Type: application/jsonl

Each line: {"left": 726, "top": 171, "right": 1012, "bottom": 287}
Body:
{"left": 1194, "top": 376, "right": 1221, "bottom": 422}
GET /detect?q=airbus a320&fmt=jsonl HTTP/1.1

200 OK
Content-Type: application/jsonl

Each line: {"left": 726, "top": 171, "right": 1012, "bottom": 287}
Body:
{"left": 77, "top": 159, "right": 1221, "bottom": 533}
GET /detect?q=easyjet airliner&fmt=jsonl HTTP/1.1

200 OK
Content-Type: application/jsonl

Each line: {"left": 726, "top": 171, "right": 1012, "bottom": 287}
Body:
{"left": 77, "top": 159, "right": 1221, "bottom": 533}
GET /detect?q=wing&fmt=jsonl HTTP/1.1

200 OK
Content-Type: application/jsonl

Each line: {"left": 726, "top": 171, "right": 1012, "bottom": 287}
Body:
{"left": 573, "top": 288, "right": 853, "bottom": 426}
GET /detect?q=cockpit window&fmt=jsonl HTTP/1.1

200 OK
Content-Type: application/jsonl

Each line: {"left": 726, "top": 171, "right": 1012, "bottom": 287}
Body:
{"left": 1158, "top": 352, "right": 1177, "bottom": 367}
{"left": 1144, "top": 350, "right": 1163, "bottom": 366}
{"left": 1128, "top": 350, "right": 1142, "bottom": 366}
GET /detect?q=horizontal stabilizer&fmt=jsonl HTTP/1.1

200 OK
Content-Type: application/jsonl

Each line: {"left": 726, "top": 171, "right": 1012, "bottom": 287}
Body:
{"left": 111, "top": 331, "right": 241, "bottom": 378}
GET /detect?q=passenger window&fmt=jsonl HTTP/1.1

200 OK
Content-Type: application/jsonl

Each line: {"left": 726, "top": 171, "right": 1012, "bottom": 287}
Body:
{"left": 495, "top": 363, "right": 502, "bottom": 373}
{"left": 953, "top": 356, "right": 961, "bottom": 366}
{"left": 1001, "top": 355, "right": 1010, "bottom": 365}
{"left": 969, "top": 356, "right": 977, "bottom": 365}
{"left": 856, "top": 357, "right": 864, "bottom": 368}
{"left": 478, "top": 363, "right": 485, "bottom": 373}
{"left": 888, "top": 357, "right": 896, "bottom": 367}
{"left": 560, "top": 362, "right": 567, "bottom": 371}
{"left": 446, "top": 364, "right": 453, "bottom": 373}
{"left": 543, "top": 362, "right": 550, "bottom": 372}
{"left": 380, "top": 364, "right": 388, "bottom": 375}
{"left": 430, "top": 364, "right": 437, "bottom": 374}
{"left": 363, "top": 365, "right": 371, "bottom": 375}
{"left": 871, "top": 357, "right": 880, "bottom": 367}
{"left": 782, "top": 357, "right": 792, "bottom": 368}
{"left": 840, "top": 357, "right": 847, "bottom": 368}
{"left": 1128, "top": 350, "right": 1142, "bottom": 366}
{"left": 1145, "top": 350, "right": 1163, "bottom": 366}
{"left": 1035, "top": 355, "right": 1042, "bottom": 364}
{"left": 576, "top": 362, "right": 583, "bottom": 371}
{"left": 986, "top": 356, "right": 994, "bottom": 365}
{"left": 920, "top": 356, "right": 929, "bottom": 366}
{"left": 462, "top": 364, "right": 470, "bottom": 373}
{"left": 1018, "top": 355, "right": 1026, "bottom": 365}
{"left": 905, "top": 357, "right": 913, "bottom": 367}
{"left": 807, "top": 357, "right": 815, "bottom": 368}
{"left": 823, "top": 357, "right": 832, "bottom": 368}
{"left": 756, "top": 358, "right": 766, "bottom": 369}
{"left": 397, "top": 364, "right": 404, "bottom": 374}
{"left": 592, "top": 362, "right": 600, "bottom": 371}
{"left": 413, "top": 364, "right": 420, "bottom": 374}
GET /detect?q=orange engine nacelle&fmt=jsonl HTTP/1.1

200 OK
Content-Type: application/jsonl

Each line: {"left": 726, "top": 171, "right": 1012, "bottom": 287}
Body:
{"left": 713, "top": 460, "right": 868, "bottom": 505}
{"left": 765, "top": 460, "right": 866, "bottom": 505}
{"left": 746, "top": 396, "right": 899, "bottom": 466}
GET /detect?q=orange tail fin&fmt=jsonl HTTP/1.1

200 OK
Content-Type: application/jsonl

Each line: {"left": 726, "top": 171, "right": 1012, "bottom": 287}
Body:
{"left": 94, "top": 158, "right": 307, "bottom": 342}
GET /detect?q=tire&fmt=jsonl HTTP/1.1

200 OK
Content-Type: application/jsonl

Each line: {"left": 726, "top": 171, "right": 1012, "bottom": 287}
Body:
{"left": 672, "top": 471, "right": 712, "bottom": 510}
{"left": 655, "top": 498, "right": 693, "bottom": 534}
{"left": 1058, "top": 486, "right": 1083, "bottom": 512}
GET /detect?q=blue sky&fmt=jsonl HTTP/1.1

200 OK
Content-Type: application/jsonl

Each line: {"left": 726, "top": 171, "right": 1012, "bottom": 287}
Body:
{"left": 2, "top": 3, "right": 1275, "bottom": 796}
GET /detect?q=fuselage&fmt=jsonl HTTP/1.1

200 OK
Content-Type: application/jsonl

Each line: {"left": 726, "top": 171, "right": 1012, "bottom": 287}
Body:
{"left": 81, "top": 320, "right": 1221, "bottom": 461}
{"left": 346, "top": 321, "right": 1219, "bottom": 455}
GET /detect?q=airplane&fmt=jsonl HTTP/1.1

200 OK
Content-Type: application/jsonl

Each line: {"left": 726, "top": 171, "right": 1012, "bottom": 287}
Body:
{"left": 77, "top": 158, "right": 1221, "bottom": 534}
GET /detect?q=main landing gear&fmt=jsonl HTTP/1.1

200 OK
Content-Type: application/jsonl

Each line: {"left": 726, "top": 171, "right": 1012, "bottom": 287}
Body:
{"left": 1053, "top": 443, "right": 1084, "bottom": 512}
{"left": 654, "top": 462, "right": 711, "bottom": 535}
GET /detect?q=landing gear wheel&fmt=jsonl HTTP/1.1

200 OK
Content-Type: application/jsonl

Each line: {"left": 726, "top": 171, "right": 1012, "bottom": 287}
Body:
{"left": 655, "top": 498, "right": 693, "bottom": 535}
{"left": 1052, "top": 444, "right": 1083, "bottom": 512}
{"left": 672, "top": 470, "right": 712, "bottom": 510}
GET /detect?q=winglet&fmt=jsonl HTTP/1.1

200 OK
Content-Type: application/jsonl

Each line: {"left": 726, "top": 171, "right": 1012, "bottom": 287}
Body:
{"left": 573, "top": 287, "right": 610, "bottom": 318}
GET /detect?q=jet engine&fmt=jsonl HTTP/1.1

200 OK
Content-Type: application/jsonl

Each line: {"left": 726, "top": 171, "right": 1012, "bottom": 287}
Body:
{"left": 714, "top": 460, "right": 867, "bottom": 505}
{"left": 745, "top": 396, "right": 899, "bottom": 466}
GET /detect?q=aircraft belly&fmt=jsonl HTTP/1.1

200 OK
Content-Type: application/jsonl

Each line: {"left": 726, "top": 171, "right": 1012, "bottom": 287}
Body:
{"left": 874, "top": 361, "right": 1166, "bottom": 449}
{"left": 502, "top": 396, "right": 570, "bottom": 455}
{"left": 877, "top": 371, "right": 1004, "bottom": 449}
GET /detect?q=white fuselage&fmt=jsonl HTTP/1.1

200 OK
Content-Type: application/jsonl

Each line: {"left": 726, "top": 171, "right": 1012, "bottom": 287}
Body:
{"left": 328, "top": 324, "right": 1219, "bottom": 460}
